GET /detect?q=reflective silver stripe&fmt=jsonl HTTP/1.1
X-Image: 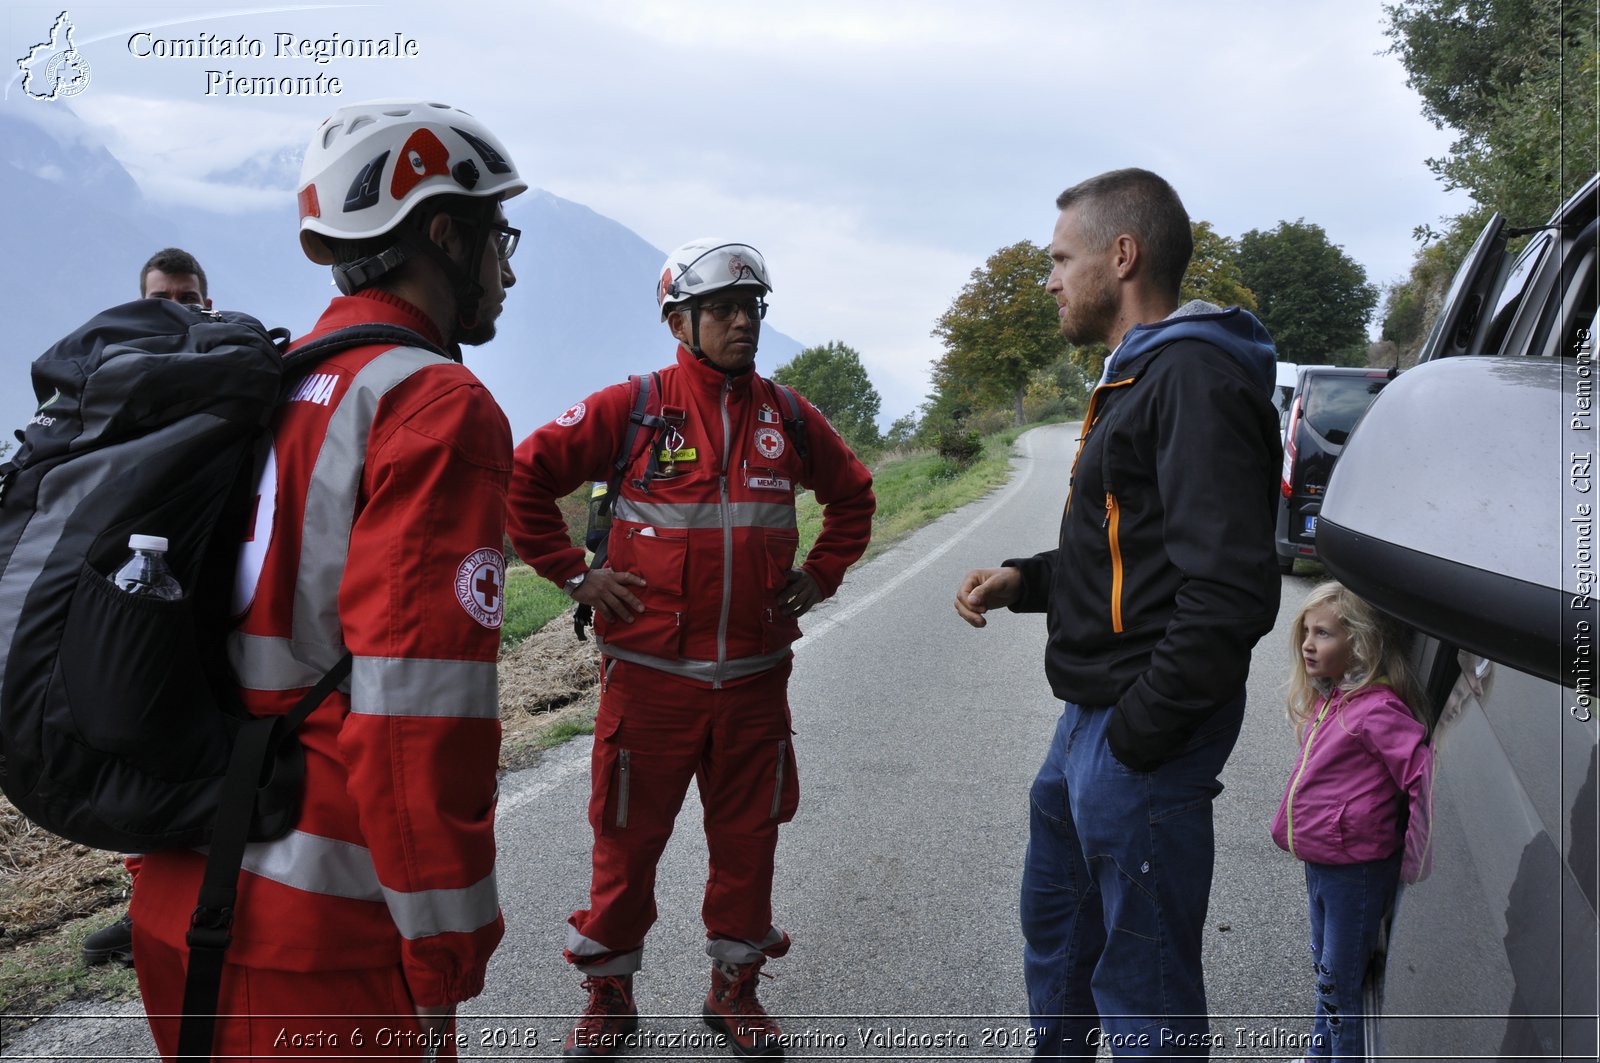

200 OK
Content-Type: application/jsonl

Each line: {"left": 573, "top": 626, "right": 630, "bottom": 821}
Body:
{"left": 237, "top": 830, "right": 383, "bottom": 901}
{"left": 229, "top": 633, "right": 334, "bottom": 691}
{"left": 613, "top": 498, "right": 796, "bottom": 531}
{"left": 292, "top": 346, "right": 450, "bottom": 674}
{"left": 382, "top": 870, "right": 500, "bottom": 940}
{"left": 350, "top": 656, "right": 499, "bottom": 718}
{"left": 565, "top": 925, "right": 642, "bottom": 975}
{"left": 227, "top": 346, "right": 447, "bottom": 686}
{"left": 236, "top": 831, "right": 499, "bottom": 939}
{"left": 594, "top": 638, "right": 792, "bottom": 683}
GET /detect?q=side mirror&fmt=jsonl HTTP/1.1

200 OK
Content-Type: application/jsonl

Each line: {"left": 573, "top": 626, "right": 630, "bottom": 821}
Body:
{"left": 1318, "top": 356, "right": 1592, "bottom": 689}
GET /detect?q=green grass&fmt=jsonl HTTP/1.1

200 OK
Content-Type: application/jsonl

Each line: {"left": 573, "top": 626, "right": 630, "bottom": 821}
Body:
{"left": 501, "top": 563, "right": 574, "bottom": 648}
{"left": 796, "top": 427, "right": 1023, "bottom": 562}
{"left": 0, "top": 913, "right": 138, "bottom": 1015}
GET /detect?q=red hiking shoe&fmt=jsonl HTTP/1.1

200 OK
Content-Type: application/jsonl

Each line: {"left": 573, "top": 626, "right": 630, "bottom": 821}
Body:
{"left": 702, "top": 958, "right": 783, "bottom": 1057}
{"left": 562, "top": 974, "right": 639, "bottom": 1057}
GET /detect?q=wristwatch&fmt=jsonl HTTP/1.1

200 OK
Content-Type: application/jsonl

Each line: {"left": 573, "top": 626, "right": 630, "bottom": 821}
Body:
{"left": 562, "top": 572, "right": 587, "bottom": 597}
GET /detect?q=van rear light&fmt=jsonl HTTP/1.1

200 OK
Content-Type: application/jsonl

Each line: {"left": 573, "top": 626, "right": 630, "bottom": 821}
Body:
{"left": 1281, "top": 396, "right": 1302, "bottom": 498}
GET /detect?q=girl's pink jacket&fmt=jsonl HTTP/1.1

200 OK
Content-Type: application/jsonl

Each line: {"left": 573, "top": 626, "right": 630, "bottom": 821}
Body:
{"left": 1272, "top": 683, "right": 1434, "bottom": 883}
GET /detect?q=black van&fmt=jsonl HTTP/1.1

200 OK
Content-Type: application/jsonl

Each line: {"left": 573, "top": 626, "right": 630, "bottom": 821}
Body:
{"left": 1275, "top": 365, "right": 1397, "bottom": 572}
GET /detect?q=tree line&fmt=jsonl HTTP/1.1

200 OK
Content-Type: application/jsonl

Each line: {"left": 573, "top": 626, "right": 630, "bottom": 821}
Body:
{"left": 781, "top": 0, "right": 1594, "bottom": 451}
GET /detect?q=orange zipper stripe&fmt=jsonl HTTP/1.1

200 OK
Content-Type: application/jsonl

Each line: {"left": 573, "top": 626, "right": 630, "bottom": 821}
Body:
{"left": 1105, "top": 493, "right": 1124, "bottom": 632}
{"left": 1066, "top": 378, "right": 1134, "bottom": 516}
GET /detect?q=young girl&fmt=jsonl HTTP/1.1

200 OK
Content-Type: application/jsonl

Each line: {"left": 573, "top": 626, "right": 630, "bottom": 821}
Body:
{"left": 1271, "top": 581, "right": 1433, "bottom": 1063}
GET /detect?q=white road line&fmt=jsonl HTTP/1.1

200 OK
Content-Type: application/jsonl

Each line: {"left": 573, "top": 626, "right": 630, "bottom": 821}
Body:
{"left": 797, "top": 424, "right": 1069, "bottom": 651}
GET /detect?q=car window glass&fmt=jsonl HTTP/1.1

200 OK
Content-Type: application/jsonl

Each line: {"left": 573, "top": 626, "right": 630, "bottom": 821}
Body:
{"left": 1302, "top": 376, "right": 1387, "bottom": 444}
{"left": 1554, "top": 224, "right": 1598, "bottom": 359}
{"left": 1482, "top": 234, "right": 1551, "bottom": 354}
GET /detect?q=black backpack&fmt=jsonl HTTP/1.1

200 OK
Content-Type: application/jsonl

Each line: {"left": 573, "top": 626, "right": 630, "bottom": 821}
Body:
{"left": 0, "top": 297, "right": 441, "bottom": 1058}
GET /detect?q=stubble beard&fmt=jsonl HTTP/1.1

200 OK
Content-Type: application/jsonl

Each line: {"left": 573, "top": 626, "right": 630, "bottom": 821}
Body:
{"left": 1060, "top": 273, "right": 1119, "bottom": 349}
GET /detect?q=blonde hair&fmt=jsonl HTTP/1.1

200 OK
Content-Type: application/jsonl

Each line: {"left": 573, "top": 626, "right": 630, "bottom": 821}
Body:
{"left": 1287, "top": 581, "right": 1428, "bottom": 739}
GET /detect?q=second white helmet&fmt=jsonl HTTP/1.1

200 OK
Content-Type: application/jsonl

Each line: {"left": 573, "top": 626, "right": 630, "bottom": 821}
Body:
{"left": 656, "top": 239, "right": 772, "bottom": 320}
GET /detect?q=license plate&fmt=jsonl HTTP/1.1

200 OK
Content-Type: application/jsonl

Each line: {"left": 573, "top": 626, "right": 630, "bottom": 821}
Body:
{"left": 1303, "top": 515, "right": 1318, "bottom": 537}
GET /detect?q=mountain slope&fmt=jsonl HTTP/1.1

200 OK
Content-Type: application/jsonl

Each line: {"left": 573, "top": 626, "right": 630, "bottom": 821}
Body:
{"left": 0, "top": 108, "right": 803, "bottom": 442}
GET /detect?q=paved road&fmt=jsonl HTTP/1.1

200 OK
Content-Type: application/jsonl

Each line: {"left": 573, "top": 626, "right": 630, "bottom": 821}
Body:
{"left": 7, "top": 423, "right": 1324, "bottom": 1060}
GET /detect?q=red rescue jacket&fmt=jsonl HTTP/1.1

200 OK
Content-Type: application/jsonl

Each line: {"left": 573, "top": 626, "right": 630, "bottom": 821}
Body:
{"left": 132, "top": 291, "right": 509, "bottom": 1006}
{"left": 508, "top": 344, "right": 875, "bottom": 686}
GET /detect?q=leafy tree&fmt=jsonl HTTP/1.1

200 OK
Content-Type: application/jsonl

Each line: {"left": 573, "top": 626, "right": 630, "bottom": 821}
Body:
{"left": 1183, "top": 220, "right": 1257, "bottom": 312}
{"left": 1385, "top": 0, "right": 1597, "bottom": 226}
{"left": 772, "top": 341, "right": 882, "bottom": 453}
{"left": 931, "top": 241, "right": 1067, "bottom": 426}
{"left": 1237, "top": 220, "right": 1379, "bottom": 365}
{"left": 882, "top": 412, "right": 919, "bottom": 451}
{"left": 1380, "top": 208, "right": 1493, "bottom": 364}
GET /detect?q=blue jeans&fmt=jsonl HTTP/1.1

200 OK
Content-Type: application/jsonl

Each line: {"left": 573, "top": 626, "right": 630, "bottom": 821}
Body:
{"left": 1021, "top": 698, "right": 1243, "bottom": 1060}
{"left": 1303, "top": 854, "right": 1400, "bottom": 1063}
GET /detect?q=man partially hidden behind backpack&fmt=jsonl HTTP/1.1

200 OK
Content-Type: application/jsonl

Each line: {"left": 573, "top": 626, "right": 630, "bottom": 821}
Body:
{"left": 80, "top": 246, "right": 216, "bottom": 970}
{"left": 130, "top": 100, "right": 524, "bottom": 1060}
{"left": 508, "top": 239, "right": 875, "bottom": 1057}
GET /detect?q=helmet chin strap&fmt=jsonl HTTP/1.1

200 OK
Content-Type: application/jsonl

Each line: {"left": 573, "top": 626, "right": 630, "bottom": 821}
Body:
{"left": 403, "top": 224, "right": 489, "bottom": 336}
{"left": 332, "top": 245, "right": 410, "bottom": 296}
{"left": 686, "top": 303, "right": 757, "bottom": 376}
{"left": 328, "top": 208, "right": 492, "bottom": 338}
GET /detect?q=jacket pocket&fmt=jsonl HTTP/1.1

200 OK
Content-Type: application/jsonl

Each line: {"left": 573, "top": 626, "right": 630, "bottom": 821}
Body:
{"left": 761, "top": 530, "right": 802, "bottom": 651}
{"left": 763, "top": 529, "right": 800, "bottom": 590}
{"left": 600, "top": 526, "right": 690, "bottom": 654}
{"left": 1104, "top": 493, "right": 1124, "bottom": 633}
{"left": 612, "top": 525, "right": 689, "bottom": 598}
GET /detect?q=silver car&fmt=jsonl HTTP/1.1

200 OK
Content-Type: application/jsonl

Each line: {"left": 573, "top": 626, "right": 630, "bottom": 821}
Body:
{"left": 1319, "top": 173, "right": 1599, "bottom": 1059}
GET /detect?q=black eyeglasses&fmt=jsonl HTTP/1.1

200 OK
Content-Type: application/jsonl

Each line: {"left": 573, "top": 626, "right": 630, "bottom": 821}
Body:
{"left": 699, "top": 298, "right": 767, "bottom": 322}
{"left": 491, "top": 222, "right": 520, "bottom": 261}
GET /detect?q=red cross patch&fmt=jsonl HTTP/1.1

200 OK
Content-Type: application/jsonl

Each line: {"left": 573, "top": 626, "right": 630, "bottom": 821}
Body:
{"left": 455, "top": 548, "right": 504, "bottom": 629}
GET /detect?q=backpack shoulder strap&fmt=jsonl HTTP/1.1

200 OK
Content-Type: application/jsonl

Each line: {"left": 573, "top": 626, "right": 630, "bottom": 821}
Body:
{"left": 610, "top": 372, "right": 661, "bottom": 487}
{"left": 769, "top": 380, "right": 809, "bottom": 462}
{"left": 280, "top": 324, "right": 447, "bottom": 389}
{"left": 575, "top": 372, "right": 665, "bottom": 640}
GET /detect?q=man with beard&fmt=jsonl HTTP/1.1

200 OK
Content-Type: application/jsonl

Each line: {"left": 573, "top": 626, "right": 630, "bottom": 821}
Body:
{"left": 954, "top": 168, "right": 1282, "bottom": 1059}
{"left": 131, "top": 100, "right": 523, "bottom": 1060}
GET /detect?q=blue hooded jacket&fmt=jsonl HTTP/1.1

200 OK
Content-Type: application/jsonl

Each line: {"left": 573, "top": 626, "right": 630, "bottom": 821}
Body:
{"left": 1102, "top": 300, "right": 1278, "bottom": 397}
{"left": 1006, "top": 300, "right": 1283, "bottom": 770}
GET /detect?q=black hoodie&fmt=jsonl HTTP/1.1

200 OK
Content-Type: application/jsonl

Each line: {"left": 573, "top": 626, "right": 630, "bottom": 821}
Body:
{"left": 1005, "top": 303, "right": 1282, "bottom": 770}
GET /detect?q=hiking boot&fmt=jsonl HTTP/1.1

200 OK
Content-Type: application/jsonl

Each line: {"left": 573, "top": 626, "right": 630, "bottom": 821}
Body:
{"left": 702, "top": 958, "right": 783, "bottom": 1057}
{"left": 81, "top": 912, "right": 134, "bottom": 967}
{"left": 563, "top": 974, "right": 638, "bottom": 1057}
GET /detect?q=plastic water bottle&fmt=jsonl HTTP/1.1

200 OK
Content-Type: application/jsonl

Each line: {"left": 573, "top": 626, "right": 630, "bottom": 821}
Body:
{"left": 110, "top": 534, "right": 183, "bottom": 600}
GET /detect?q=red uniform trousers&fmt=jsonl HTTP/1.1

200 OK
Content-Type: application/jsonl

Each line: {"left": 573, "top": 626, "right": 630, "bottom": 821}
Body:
{"left": 569, "top": 656, "right": 799, "bottom": 970}
{"left": 134, "top": 928, "right": 460, "bottom": 1060}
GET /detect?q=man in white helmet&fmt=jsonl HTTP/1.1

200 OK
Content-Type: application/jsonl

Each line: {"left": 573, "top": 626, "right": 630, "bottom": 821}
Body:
{"left": 508, "top": 239, "right": 876, "bottom": 1057}
{"left": 130, "top": 100, "right": 523, "bottom": 1061}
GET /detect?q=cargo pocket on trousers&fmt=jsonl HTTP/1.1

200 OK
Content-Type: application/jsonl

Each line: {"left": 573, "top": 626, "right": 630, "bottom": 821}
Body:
{"left": 769, "top": 738, "right": 800, "bottom": 823}
{"left": 590, "top": 706, "right": 633, "bottom": 834}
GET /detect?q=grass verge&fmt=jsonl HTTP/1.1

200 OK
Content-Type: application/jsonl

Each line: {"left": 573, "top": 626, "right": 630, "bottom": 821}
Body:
{"left": 502, "top": 563, "right": 573, "bottom": 646}
{"left": 795, "top": 426, "right": 1023, "bottom": 562}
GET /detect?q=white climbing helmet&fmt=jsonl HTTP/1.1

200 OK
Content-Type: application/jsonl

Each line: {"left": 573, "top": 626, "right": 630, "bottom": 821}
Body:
{"left": 296, "top": 99, "right": 527, "bottom": 265}
{"left": 656, "top": 238, "right": 773, "bottom": 320}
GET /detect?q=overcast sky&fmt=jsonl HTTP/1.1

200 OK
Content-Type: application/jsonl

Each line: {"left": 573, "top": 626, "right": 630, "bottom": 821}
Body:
{"left": 5, "top": 0, "right": 1472, "bottom": 421}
